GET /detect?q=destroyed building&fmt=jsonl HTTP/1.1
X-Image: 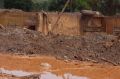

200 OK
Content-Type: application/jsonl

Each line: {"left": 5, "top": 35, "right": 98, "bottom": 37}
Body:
{"left": 0, "top": 9, "right": 120, "bottom": 36}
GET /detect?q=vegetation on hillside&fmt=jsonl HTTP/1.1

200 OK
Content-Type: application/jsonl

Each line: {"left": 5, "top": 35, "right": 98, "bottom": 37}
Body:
{"left": 4, "top": 0, "right": 33, "bottom": 11}
{"left": 2, "top": 0, "right": 120, "bottom": 15}
{"left": 0, "top": 0, "right": 4, "bottom": 8}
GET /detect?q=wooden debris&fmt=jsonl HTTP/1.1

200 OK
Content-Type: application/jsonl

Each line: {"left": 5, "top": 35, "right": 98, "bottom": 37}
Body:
{"left": 100, "top": 58, "right": 118, "bottom": 66}
{"left": 0, "top": 24, "right": 5, "bottom": 29}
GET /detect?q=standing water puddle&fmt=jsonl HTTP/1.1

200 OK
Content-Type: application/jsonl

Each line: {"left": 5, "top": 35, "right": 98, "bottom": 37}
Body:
{"left": 40, "top": 72, "right": 89, "bottom": 79}
{"left": 0, "top": 68, "right": 89, "bottom": 79}
{"left": 0, "top": 68, "right": 33, "bottom": 77}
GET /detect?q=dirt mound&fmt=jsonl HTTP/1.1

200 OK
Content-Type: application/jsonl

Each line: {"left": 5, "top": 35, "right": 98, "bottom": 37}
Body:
{"left": 0, "top": 27, "right": 120, "bottom": 65}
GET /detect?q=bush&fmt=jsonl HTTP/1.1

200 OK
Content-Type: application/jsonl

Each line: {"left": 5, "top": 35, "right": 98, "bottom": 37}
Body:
{"left": 4, "top": 0, "right": 33, "bottom": 11}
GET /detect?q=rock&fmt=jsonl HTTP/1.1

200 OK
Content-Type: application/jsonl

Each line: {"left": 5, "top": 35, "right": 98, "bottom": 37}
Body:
{"left": 0, "top": 24, "right": 5, "bottom": 29}
{"left": 104, "top": 42, "right": 113, "bottom": 48}
{"left": 40, "top": 63, "right": 51, "bottom": 69}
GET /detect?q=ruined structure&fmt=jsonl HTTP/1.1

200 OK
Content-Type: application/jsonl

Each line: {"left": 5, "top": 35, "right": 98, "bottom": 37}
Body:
{"left": 0, "top": 9, "right": 120, "bottom": 36}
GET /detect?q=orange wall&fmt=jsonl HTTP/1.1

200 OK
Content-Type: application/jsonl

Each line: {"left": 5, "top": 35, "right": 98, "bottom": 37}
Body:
{"left": 0, "top": 11, "right": 120, "bottom": 36}
{"left": 37, "top": 12, "right": 82, "bottom": 36}
{"left": 0, "top": 12, "right": 36, "bottom": 28}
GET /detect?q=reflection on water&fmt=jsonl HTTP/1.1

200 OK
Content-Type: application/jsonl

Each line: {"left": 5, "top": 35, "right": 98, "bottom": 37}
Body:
{"left": 0, "top": 68, "right": 32, "bottom": 77}
{"left": 40, "top": 72, "right": 89, "bottom": 79}
{"left": 0, "top": 68, "right": 89, "bottom": 79}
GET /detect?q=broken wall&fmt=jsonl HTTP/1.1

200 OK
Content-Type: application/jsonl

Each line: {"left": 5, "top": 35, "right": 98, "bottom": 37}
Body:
{"left": 81, "top": 15, "right": 105, "bottom": 33}
{"left": 0, "top": 11, "right": 120, "bottom": 36}
{"left": 0, "top": 11, "right": 36, "bottom": 28}
{"left": 37, "top": 12, "right": 82, "bottom": 36}
{"left": 104, "top": 16, "right": 120, "bottom": 35}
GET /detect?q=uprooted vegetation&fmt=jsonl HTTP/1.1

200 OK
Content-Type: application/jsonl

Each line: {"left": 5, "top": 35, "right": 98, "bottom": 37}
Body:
{"left": 0, "top": 26, "right": 120, "bottom": 65}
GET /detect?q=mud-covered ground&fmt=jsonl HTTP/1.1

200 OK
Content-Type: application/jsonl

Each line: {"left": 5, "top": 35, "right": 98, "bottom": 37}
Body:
{"left": 0, "top": 26, "right": 120, "bottom": 65}
{"left": 0, "top": 54, "right": 120, "bottom": 79}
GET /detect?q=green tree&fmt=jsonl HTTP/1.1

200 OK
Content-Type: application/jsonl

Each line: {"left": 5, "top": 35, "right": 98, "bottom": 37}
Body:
{"left": 0, "top": 0, "right": 4, "bottom": 8}
{"left": 76, "top": 0, "right": 91, "bottom": 10}
{"left": 48, "top": 0, "right": 68, "bottom": 11}
{"left": 48, "top": 0, "right": 91, "bottom": 12}
{"left": 32, "top": 1, "right": 50, "bottom": 11}
{"left": 96, "top": 0, "right": 120, "bottom": 15}
{"left": 3, "top": 0, "right": 119, "bottom": 15}
{"left": 4, "top": 0, "right": 33, "bottom": 11}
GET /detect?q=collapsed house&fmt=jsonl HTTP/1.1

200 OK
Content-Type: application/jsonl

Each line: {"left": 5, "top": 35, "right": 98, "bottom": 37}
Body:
{"left": 0, "top": 9, "right": 120, "bottom": 36}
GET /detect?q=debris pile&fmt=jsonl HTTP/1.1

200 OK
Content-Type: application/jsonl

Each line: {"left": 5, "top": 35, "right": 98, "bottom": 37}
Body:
{"left": 0, "top": 27, "right": 120, "bottom": 65}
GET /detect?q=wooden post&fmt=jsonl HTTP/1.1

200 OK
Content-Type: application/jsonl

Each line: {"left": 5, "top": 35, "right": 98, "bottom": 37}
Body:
{"left": 36, "top": 12, "right": 43, "bottom": 32}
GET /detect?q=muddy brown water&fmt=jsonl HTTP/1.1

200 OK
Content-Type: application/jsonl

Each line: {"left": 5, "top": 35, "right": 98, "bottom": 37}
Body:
{"left": 0, "top": 53, "right": 120, "bottom": 79}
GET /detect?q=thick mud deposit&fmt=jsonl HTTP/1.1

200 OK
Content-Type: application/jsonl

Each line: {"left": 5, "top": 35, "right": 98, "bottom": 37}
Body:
{"left": 0, "top": 27, "right": 120, "bottom": 65}
{"left": 0, "top": 54, "right": 120, "bottom": 79}
{"left": 0, "top": 71, "right": 90, "bottom": 79}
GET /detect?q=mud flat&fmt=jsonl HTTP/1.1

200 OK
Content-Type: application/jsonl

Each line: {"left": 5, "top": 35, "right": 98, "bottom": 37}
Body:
{"left": 0, "top": 27, "right": 120, "bottom": 78}
{"left": 0, "top": 53, "right": 120, "bottom": 79}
